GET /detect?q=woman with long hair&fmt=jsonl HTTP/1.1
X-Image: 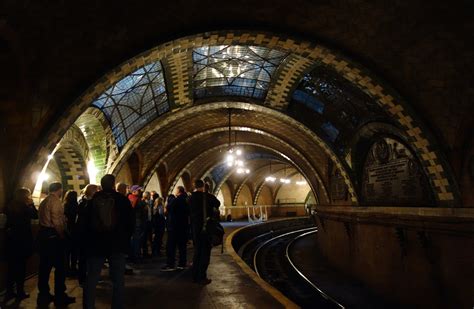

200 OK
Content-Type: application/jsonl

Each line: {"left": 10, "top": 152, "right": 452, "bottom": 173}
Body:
{"left": 63, "top": 190, "right": 79, "bottom": 275}
{"left": 76, "top": 184, "right": 98, "bottom": 285}
{"left": 4, "top": 187, "right": 38, "bottom": 302}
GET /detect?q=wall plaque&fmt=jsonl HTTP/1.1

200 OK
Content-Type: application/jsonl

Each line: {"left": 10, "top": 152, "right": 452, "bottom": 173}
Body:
{"left": 362, "top": 137, "right": 432, "bottom": 205}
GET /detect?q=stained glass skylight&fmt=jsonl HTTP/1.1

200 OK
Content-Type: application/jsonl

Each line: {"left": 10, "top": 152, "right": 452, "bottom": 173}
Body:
{"left": 290, "top": 64, "right": 389, "bottom": 154}
{"left": 92, "top": 61, "right": 169, "bottom": 148}
{"left": 193, "top": 45, "right": 288, "bottom": 100}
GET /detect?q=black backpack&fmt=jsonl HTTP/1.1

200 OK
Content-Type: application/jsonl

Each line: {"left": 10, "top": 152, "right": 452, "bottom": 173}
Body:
{"left": 202, "top": 193, "right": 224, "bottom": 250}
{"left": 91, "top": 193, "right": 118, "bottom": 233}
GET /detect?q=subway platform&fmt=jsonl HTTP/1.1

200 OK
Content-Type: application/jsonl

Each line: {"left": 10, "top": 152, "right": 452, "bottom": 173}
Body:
{"left": 2, "top": 222, "right": 283, "bottom": 309}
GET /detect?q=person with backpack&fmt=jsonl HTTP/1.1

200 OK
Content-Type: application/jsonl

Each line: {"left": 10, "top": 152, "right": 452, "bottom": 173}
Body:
{"left": 83, "top": 174, "right": 134, "bottom": 309}
{"left": 161, "top": 186, "right": 190, "bottom": 271}
{"left": 188, "top": 180, "right": 220, "bottom": 285}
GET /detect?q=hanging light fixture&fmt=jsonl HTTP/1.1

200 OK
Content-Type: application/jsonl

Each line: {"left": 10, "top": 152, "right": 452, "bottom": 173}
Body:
{"left": 279, "top": 166, "right": 291, "bottom": 184}
{"left": 265, "top": 160, "right": 276, "bottom": 182}
{"left": 225, "top": 109, "right": 250, "bottom": 174}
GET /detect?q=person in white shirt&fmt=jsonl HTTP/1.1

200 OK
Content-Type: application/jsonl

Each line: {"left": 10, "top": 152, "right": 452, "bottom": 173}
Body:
{"left": 37, "top": 182, "right": 75, "bottom": 306}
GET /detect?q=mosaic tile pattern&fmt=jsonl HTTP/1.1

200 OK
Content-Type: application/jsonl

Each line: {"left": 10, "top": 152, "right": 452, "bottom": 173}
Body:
{"left": 26, "top": 31, "right": 455, "bottom": 205}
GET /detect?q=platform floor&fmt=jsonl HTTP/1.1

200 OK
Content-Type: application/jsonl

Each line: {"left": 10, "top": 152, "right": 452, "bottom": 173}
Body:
{"left": 4, "top": 222, "right": 283, "bottom": 309}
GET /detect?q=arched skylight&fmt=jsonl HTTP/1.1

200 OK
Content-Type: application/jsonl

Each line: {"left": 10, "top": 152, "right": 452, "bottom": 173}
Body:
{"left": 290, "top": 65, "right": 389, "bottom": 153}
{"left": 92, "top": 61, "right": 169, "bottom": 148}
{"left": 193, "top": 45, "right": 288, "bottom": 100}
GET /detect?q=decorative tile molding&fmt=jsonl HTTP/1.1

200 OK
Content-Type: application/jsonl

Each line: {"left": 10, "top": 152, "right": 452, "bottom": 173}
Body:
{"left": 23, "top": 31, "right": 456, "bottom": 205}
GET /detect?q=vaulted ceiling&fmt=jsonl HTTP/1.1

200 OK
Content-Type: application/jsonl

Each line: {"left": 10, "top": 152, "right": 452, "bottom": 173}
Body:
{"left": 0, "top": 1, "right": 472, "bottom": 207}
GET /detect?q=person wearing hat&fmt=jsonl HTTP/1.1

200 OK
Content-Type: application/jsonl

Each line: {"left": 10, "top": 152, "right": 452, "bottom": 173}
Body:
{"left": 128, "top": 185, "right": 142, "bottom": 208}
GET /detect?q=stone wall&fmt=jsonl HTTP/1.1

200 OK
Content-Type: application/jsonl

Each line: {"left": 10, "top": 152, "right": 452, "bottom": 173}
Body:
{"left": 312, "top": 206, "right": 474, "bottom": 308}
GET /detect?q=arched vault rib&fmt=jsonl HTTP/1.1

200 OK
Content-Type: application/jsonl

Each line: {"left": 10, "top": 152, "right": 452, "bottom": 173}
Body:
{"left": 26, "top": 31, "right": 456, "bottom": 206}
{"left": 141, "top": 125, "right": 315, "bottom": 187}
{"left": 166, "top": 142, "right": 325, "bottom": 204}
{"left": 202, "top": 161, "right": 289, "bottom": 195}
{"left": 232, "top": 165, "right": 297, "bottom": 206}
{"left": 109, "top": 102, "right": 354, "bottom": 203}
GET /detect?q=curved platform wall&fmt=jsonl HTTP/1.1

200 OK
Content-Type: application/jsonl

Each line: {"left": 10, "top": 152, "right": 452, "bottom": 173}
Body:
{"left": 312, "top": 206, "right": 474, "bottom": 308}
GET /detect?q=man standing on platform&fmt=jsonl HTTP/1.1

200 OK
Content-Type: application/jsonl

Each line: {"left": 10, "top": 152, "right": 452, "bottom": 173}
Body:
{"left": 83, "top": 174, "right": 134, "bottom": 309}
{"left": 188, "top": 180, "right": 220, "bottom": 284}
{"left": 161, "top": 186, "right": 190, "bottom": 271}
{"left": 37, "top": 182, "right": 75, "bottom": 306}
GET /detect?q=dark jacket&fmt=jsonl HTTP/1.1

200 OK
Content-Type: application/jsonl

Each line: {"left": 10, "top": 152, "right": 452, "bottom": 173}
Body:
{"left": 64, "top": 200, "right": 78, "bottom": 236}
{"left": 85, "top": 190, "right": 134, "bottom": 256}
{"left": 167, "top": 194, "right": 190, "bottom": 232}
{"left": 5, "top": 201, "right": 38, "bottom": 258}
{"left": 188, "top": 191, "right": 220, "bottom": 235}
{"left": 133, "top": 200, "right": 148, "bottom": 230}
{"left": 76, "top": 196, "right": 90, "bottom": 245}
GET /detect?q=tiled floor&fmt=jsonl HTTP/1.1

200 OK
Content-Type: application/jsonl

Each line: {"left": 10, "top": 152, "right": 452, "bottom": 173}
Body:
{"left": 3, "top": 222, "right": 282, "bottom": 309}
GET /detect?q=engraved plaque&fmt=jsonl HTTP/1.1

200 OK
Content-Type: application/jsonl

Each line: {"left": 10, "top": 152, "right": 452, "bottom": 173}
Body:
{"left": 362, "top": 138, "right": 432, "bottom": 205}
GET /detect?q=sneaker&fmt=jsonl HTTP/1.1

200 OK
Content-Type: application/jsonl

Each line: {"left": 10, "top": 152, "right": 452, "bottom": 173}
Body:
{"left": 54, "top": 294, "right": 76, "bottom": 306}
{"left": 160, "top": 265, "right": 176, "bottom": 272}
{"left": 176, "top": 265, "right": 187, "bottom": 270}
{"left": 37, "top": 293, "right": 54, "bottom": 306}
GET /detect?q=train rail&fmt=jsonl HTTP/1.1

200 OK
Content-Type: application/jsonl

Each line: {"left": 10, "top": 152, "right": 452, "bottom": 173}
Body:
{"left": 242, "top": 226, "right": 344, "bottom": 308}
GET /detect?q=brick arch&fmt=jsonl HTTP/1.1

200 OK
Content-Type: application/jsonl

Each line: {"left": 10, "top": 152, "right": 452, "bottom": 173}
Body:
{"left": 169, "top": 141, "right": 325, "bottom": 205}
{"left": 142, "top": 123, "right": 329, "bottom": 203}
{"left": 24, "top": 30, "right": 456, "bottom": 205}
{"left": 53, "top": 146, "right": 89, "bottom": 192}
{"left": 74, "top": 107, "right": 115, "bottom": 182}
{"left": 234, "top": 183, "right": 253, "bottom": 206}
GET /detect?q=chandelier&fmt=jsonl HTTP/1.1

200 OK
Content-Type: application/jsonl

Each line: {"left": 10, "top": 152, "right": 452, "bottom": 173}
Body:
{"left": 225, "top": 109, "right": 250, "bottom": 174}
{"left": 279, "top": 166, "right": 291, "bottom": 184}
{"left": 265, "top": 160, "right": 276, "bottom": 182}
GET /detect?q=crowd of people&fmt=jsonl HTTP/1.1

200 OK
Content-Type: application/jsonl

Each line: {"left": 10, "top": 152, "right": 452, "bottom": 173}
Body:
{"left": 3, "top": 175, "right": 221, "bottom": 308}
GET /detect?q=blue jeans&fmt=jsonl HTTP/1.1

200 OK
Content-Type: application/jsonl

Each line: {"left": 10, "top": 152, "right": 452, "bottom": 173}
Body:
{"left": 83, "top": 253, "right": 126, "bottom": 309}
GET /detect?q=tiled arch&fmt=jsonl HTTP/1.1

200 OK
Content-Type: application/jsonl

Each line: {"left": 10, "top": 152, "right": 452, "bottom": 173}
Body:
{"left": 141, "top": 126, "right": 329, "bottom": 200}
{"left": 24, "top": 30, "right": 456, "bottom": 205}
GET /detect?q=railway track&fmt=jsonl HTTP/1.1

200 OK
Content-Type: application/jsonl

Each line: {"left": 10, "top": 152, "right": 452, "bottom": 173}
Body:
{"left": 240, "top": 226, "right": 344, "bottom": 308}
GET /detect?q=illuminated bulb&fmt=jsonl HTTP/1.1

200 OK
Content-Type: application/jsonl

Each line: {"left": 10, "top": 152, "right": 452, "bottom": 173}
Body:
{"left": 236, "top": 149, "right": 242, "bottom": 156}
{"left": 226, "top": 154, "right": 235, "bottom": 162}
{"left": 38, "top": 172, "right": 50, "bottom": 184}
{"left": 47, "top": 154, "right": 54, "bottom": 160}
{"left": 296, "top": 180, "right": 307, "bottom": 186}
{"left": 236, "top": 160, "right": 244, "bottom": 167}
{"left": 266, "top": 176, "right": 276, "bottom": 182}
{"left": 236, "top": 168, "right": 244, "bottom": 174}
{"left": 227, "top": 161, "right": 233, "bottom": 167}
{"left": 245, "top": 169, "right": 250, "bottom": 174}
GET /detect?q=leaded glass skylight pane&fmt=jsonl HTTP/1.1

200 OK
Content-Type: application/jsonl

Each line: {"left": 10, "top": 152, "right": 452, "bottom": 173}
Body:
{"left": 290, "top": 64, "right": 390, "bottom": 154}
{"left": 193, "top": 45, "right": 288, "bottom": 100}
{"left": 92, "top": 60, "right": 169, "bottom": 148}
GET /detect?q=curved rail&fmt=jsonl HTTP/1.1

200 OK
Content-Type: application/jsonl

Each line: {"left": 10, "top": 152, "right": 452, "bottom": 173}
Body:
{"left": 253, "top": 227, "right": 317, "bottom": 277}
{"left": 285, "top": 230, "right": 345, "bottom": 309}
